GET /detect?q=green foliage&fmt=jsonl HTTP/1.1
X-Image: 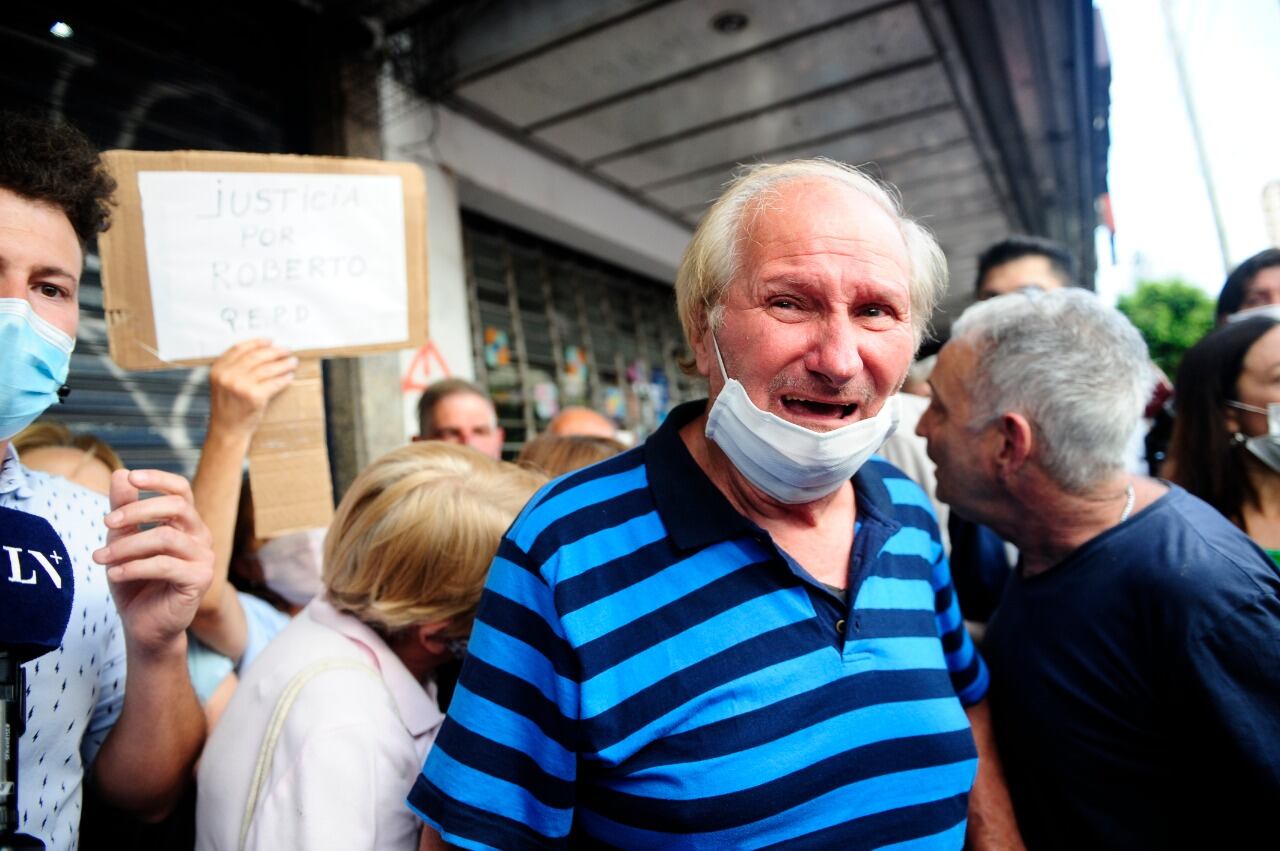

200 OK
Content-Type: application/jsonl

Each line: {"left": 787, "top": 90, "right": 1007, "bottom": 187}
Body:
{"left": 1116, "top": 279, "right": 1216, "bottom": 379}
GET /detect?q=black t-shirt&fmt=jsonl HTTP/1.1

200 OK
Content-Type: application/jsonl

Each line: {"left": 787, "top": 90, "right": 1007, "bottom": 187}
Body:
{"left": 984, "top": 485, "right": 1280, "bottom": 850}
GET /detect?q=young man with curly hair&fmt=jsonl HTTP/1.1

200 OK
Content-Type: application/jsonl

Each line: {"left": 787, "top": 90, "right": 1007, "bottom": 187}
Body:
{"left": 1, "top": 111, "right": 215, "bottom": 849}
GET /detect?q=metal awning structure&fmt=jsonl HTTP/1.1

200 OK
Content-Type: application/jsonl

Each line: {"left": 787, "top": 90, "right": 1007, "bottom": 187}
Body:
{"left": 383, "top": 0, "right": 1110, "bottom": 326}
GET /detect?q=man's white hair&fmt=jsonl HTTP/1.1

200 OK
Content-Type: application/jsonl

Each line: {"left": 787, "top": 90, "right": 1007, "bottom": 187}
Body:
{"left": 951, "top": 288, "right": 1155, "bottom": 493}
{"left": 675, "top": 158, "right": 948, "bottom": 352}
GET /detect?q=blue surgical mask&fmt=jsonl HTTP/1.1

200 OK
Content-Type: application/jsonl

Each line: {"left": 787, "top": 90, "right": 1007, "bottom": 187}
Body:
{"left": 0, "top": 299, "right": 74, "bottom": 441}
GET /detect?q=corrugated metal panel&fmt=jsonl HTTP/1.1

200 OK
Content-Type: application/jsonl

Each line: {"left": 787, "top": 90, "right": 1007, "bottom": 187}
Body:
{"left": 2, "top": 2, "right": 318, "bottom": 476}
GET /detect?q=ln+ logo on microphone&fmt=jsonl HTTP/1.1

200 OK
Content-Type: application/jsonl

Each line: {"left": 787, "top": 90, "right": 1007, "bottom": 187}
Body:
{"left": 2, "top": 545, "right": 65, "bottom": 589}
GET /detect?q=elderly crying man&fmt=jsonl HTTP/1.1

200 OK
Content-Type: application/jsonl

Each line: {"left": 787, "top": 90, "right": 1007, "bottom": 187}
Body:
{"left": 409, "top": 159, "right": 1021, "bottom": 850}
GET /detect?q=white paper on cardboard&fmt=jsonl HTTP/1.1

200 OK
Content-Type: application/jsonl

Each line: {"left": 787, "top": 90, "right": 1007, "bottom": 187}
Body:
{"left": 136, "top": 171, "right": 409, "bottom": 360}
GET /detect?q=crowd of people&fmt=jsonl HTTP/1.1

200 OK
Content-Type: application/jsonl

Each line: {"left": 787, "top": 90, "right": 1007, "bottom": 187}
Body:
{"left": 2, "top": 109, "right": 1278, "bottom": 851}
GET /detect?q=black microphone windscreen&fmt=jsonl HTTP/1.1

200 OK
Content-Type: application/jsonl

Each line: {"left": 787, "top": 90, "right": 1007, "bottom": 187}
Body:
{"left": 0, "top": 506, "right": 75, "bottom": 663}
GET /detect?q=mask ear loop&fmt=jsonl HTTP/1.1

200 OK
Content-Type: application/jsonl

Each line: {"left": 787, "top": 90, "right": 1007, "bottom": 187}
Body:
{"left": 1226, "top": 400, "right": 1268, "bottom": 415}
{"left": 710, "top": 333, "right": 730, "bottom": 382}
{"left": 1225, "top": 400, "right": 1280, "bottom": 438}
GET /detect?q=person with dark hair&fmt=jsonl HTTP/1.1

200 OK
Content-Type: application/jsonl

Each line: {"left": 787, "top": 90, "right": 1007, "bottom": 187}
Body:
{"left": 973, "top": 235, "right": 1076, "bottom": 300}
{"left": 414, "top": 378, "right": 504, "bottom": 459}
{"left": 1215, "top": 248, "right": 1280, "bottom": 321}
{"left": 1169, "top": 314, "right": 1280, "bottom": 561}
{"left": 0, "top": 111, "right": 214, "bottom": 849}
{"left": 0, "top": 112, "right": 117, "bottom": 245}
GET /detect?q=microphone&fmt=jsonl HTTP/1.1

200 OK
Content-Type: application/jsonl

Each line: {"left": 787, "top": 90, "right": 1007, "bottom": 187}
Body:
{"left": 0, "top": 506, "right": 75, "bottom": 849}
{"left": 0, "top": 507, "right": 75, "bottom": 662}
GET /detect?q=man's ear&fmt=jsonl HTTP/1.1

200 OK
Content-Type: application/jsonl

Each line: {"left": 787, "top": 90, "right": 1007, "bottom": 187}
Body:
{"left": 993, "top": 412, "right": 1035, "bottom": 479}
{"left": 690, "top": 323, "right": 712, "bottom": 377}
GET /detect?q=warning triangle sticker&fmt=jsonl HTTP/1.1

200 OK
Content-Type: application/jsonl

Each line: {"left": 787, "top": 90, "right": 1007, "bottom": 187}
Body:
{"left": 401, "top": 341, "right": 452, "bottom": 392}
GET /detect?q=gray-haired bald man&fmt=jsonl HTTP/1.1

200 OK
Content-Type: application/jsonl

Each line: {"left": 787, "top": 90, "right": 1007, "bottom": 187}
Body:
{"left": 917, "top": 288, "right": 1280, "bottom": 849}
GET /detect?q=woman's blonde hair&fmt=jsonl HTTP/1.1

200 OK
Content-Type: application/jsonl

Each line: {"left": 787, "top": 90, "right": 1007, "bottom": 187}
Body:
{"left": 323, "top": 442, "right": 544, "bottom": 635}
{"left": 12, "top": 421, "right": 124, "bottom": 471}
{"left": 517, "top": 434, "right": 626, "bottom": 478}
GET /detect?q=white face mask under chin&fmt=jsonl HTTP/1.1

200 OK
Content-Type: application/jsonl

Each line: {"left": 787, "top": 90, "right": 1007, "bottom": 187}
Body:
{"left": 703, "top": 335, "right": 900, "bottom": 504}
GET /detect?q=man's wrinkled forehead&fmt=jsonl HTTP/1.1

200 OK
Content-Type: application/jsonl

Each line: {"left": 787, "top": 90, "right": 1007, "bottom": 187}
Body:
{"left": 735, "top": 180, "right": 910, "bottom": 277}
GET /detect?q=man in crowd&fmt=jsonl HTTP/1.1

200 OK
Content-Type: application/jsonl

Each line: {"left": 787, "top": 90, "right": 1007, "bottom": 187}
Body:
{"left": 917, "top": 288, "right": 1280, "bottom": 848}
{"left": 546, "top": 405, "right": 617, "bottom": 439}
{"left": 973, "top": 235, "right": 1074, "bottom": 301}
{"left": 1216, "top": 247, "right": 1280, "bottom": 321}
{"left": 409, "top": 160, "right": 1021, "bottom": 848}
{"left": 415, "top": 378, "right": 504, "bottom": 459}
{"left": 0, "top": 113, "right": 213, "bottom": 848}
{"left": 950, "top": 234, "right": 1079, "bottom": 622}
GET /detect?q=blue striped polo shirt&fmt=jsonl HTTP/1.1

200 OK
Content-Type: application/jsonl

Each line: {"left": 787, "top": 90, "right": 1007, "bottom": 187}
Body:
{"left": 408, "top": 400, "right": 989, "bottom": 849}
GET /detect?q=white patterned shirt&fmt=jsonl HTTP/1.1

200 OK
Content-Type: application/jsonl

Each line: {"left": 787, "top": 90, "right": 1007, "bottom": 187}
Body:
{"left": 1, "top": 444, "right": 126, "bottom": 851}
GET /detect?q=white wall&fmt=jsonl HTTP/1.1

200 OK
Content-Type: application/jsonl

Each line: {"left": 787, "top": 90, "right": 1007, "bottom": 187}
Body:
{"left": 392, "top": 161, "right": 475, "bottom": 438}
{"left": 379, "top": 75, "right": 692, "bottom": 437}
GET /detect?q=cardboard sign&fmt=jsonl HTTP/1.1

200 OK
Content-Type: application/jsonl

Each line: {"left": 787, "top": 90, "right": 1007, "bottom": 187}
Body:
{"left": 99, "top": 150, "right": 428, "bottom": 370}
{"left": 248, "top": 360, "right": 333, "bottom": 538}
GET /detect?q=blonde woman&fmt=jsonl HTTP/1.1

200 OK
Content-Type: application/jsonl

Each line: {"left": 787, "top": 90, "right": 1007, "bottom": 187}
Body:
{"left": 516, "top": 433, "right": 626, "bottom": 478}
{"left": 195, "top": 443, "right": 543, "bottom": 851}
{"left": 11, "top": 420, "right": 121, "bottom": 495}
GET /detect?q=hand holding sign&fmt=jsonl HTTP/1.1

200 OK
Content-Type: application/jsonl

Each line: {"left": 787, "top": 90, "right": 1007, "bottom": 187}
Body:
{"left": 208, "top": 339, "right": 298, "bottom": 439}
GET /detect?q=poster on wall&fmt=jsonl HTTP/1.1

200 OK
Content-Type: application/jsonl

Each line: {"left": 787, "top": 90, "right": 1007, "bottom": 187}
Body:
{"left": 98, "top": 150, "right": 428, "bottom": 371}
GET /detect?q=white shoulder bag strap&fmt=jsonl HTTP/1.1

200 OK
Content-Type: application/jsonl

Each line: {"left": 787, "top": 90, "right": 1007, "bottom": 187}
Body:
{"left": 238, "top": 657, "right": 383, "bottom": 851}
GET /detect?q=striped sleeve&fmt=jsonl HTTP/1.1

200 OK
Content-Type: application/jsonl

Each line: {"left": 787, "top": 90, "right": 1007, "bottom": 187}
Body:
{"left": 931, "top": 549, "right": 989, "bottom": 706}
{"left": 408, "top": 535, "right": 580, "bottom": 849}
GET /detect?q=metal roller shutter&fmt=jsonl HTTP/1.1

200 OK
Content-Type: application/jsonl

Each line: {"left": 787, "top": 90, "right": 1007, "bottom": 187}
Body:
{"left": 462, "top": 212, "right": 700, "bottom": 456}
{"left": 3, "top": 2, "right": 316, "bottom": 476}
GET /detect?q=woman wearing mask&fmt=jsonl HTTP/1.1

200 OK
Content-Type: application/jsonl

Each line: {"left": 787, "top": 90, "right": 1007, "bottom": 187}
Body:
{"left": 195, "top": 442, "right": 543, "bottom": 851}
{"left": 182, "top": 340, "right": 309, "bottom": 728}
{"left": 1169, "top": 314, "right": 1280, "bottom": 564}
{"left": 191, "top": 340, "right": 299, "bottom": 663}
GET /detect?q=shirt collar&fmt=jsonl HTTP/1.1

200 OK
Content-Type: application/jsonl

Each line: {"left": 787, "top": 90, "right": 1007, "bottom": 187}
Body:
{"left": 304, "top": 597, "right": 444, "bottom": 739}
{"left": 646, "top": 400, "right": 752, "bottom": 551}
{"left": 645, "top": 399, "right": 901, "bottom": 550}
{"left": 0, "top": 444, "right": 34, "bottom": 500}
